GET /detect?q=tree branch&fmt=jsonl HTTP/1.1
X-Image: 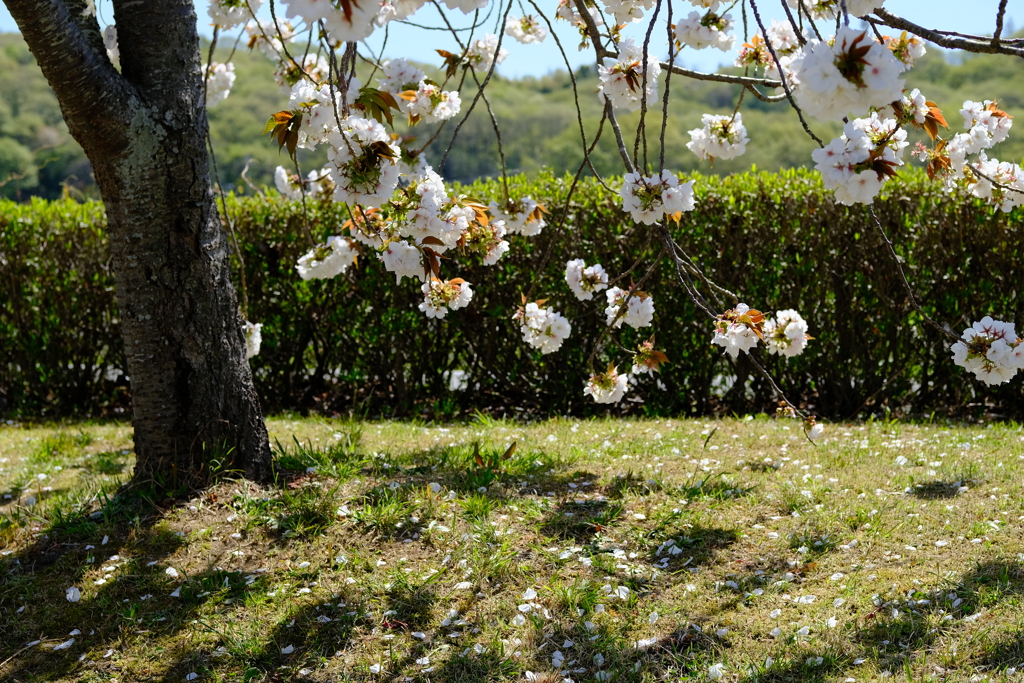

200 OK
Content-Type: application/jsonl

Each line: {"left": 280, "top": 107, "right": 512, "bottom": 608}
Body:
{"left": 660, "top": 62, "right": 783, "bottom": 88}
{"left": 869, "top": 8, "right": 1024, "bottom": 57}
{"left": 4, "top": 0, "right": 135, "bottom": 153}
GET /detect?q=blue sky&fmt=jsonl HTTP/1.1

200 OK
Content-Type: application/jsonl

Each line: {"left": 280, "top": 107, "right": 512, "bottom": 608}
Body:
{"left": 0, "top": 1, "right": 1018, "bottom": 78}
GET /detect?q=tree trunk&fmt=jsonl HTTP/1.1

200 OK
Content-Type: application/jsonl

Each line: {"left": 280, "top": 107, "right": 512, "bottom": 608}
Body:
{"left": 5, "top": 0, "right": 272, "bottom": 488}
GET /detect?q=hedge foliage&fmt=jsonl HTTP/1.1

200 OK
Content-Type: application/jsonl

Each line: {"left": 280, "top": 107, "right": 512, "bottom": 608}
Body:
{"left": 2, "top": 170, "right": 1023, "bottom": 420}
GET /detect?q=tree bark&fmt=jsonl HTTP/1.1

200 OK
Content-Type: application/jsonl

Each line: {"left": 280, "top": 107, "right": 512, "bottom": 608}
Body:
{"left": 4, "top": 0, "right": 272, "bottom": 488}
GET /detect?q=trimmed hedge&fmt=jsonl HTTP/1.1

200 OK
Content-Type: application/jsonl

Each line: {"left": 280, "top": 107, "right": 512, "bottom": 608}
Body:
{"left": 2, "top": 170, "right": 1023, "bottom": 420}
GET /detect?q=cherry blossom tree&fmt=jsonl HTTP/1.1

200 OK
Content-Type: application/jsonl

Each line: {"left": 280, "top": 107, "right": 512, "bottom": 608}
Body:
{"left": 3, "top": 0, "right": 272, "bottom": 487}
{"left": 6, "top": 0, "right": 1023, "bottom": 488}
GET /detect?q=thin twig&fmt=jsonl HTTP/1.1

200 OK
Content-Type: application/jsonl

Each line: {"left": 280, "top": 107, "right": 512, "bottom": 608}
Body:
{"left": 659, "top": 0, "right": 673, "bottom": 172}
{"left": 868, "top": 207, "right": 958, "bottom": 342}
{"left": 526, "top": 0, "right": 608, "bottom": 187}
{"left": 749, "top": 0, "right": 823, "bottom": 147}
{"left": 437, "top": 0, "right": 516, "bottom": 171}
{"left": 521, "top": 111, "right": 611, "bottom": 303}
{"left": 634, "top": 0, "right": 662, "bottom": 172}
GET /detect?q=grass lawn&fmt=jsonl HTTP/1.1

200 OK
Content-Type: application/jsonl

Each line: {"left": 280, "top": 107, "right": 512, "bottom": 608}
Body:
{"left": 1, "top": 415, "right": 1024, "bottom": 682}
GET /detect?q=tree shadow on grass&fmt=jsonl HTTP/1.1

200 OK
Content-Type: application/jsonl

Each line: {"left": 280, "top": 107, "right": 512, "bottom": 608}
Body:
{"left": 742, "top": 651, "right": 849, "bottom": 683}
{"left": 974, "top": 632, "right": 1024, "bottom": 675}
{"left": 150, "top": 587, "right": 376, "bottom": 683}
{"left": 539, "top": 499, "right": 624, "bottom": 541}
{"left": 600, "top": 470, "right": 751, "bottom": 502}
{"left": 591, "top": 624, "right": 725, "bottom": 682}
{"left": 388, "top": 442, "right": 579, "bottom": 497}
{"left": 908, "top": 480, "right": 964, "bottom": 499}
{"left": 807, "top": 560, "right": 1024, "bottom": 679}
{"left": 643, "top": 523, "right": 740, "bottom": 570}
{"left": 0, "top": 482, "right": 289, "bottom": 682}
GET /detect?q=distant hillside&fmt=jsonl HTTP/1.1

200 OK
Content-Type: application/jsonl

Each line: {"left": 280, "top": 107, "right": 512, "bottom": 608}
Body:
{"left": 1, "top": 30, "right": 1022, "bottom": 199}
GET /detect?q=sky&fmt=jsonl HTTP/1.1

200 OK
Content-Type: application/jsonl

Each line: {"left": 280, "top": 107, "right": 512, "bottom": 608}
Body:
{"left": 0, "top": 1, "right": 1019, "bottom": 79}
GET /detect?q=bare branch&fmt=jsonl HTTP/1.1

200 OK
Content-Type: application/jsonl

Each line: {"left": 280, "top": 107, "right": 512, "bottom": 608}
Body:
{"left": 525, "top": 0, "right": 608, "bottom": 185}
{"left": 437, "top": 0, "right": 515, "bottom": 171}
{"left": 993, "top": 0, "right": 1009, "bottom": 45}
{"left": 604, "top": 97, "right": 636, "bottom": 174}
{"left": 660, "top": 62, "right": 783, "bottom": 88}
{"left": 744, "top": 83, "right": 788, "bottom": 103}
{"left": 869, "top": 8, "right": 1024, "bottom": 57}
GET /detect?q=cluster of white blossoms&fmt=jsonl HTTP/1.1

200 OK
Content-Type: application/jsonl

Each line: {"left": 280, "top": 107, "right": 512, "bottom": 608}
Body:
{"left": 379, "top": 239, "right": 425, "bottom": 283}
{"left": 505, "top": 15, "right": 547, "bottom": 44}
{"left": 675, "top": 9, "right": 735, "bottom": 52}
{"left": 951, "top": 317, "right": 1024, "bottom": 385}
{"left": 790, "top": 27, "right": 904, "bottom": 122}
{"left": 687, "top": 113, "right": 749, "bottom": 162}
{"left": 285, "top": 79, "right": 349, "bottom": 149}
{"left": 968, "top": 154, "right": 1024, "bottom": 212}
{"left": 884, "top": 31, "right": 927, "bottom": 70}
{"left": 245, "top": 19, "right": 295, "bottom": 60}
{"left": 712, "top": 304, "right": 812, "bottom": 359}
{"left": 464, "top": 34, "right": 508, "bottom": 73}
{"left": 555, "top": 0, "right": 604, "bottom": 33}
{"left": 208, "top": 0, "right": 263, "bottom": 27}
{"left": 767, "top": 19, "right": 801, "bottom": 54}
{"left": 602, "top": 0, "right": 655, "bottom": 25}
{"left": 377, "top": 59, "right": 426, "bottom": 100}
{"left": 786, "top": 0, "right": 884, "bottom": 20}
{"left": 325, "top": 116, "right": 402, "bottom": 207}
{"left": 419, "top": 278, "right": 474, "bottom": 319}
{"left": 764, "top": 310, "right": 810, "bottom": 358}
{"left": 464, "top": 215, "right": 510, "bottom": 266}
{"left": 598, "top": 38, "right": 661, "bottom": 112}
{"left": 584, "top": 364, "right": 629, "bottom": 403}
{"left": 405, "top": 81, "right": 462, "bottom": 124}
{"left": 564, "top": 259, "right": 609, "bottom": 301}
{"left": 338, "top": 164, "right": 517, "bottom": 292}
{"left": 489, "top": 197, "right": 546, "bottom": 236}
{"left": 912, "top": 99, "right": 1022, "bottom": 212}
{"left": 960, "top": 100, "right": 1013, "bottom": 148}
{"left": 619, "top": 170, "right": 696, "bottom": 224}
{"left": 395, "top": 168, "right": 464, "bottom": 250}
{"left": 281, "top": 0, "right": 379, "bottom": 43}
{"left": 243, "top": 321, "right": 263, "bottom": 359}
{"left": 898, "top": 88, "right": 932, "bottom": 128}
{"left": 274, "top": 166, "right": 333, "bottom": 201}
{"left": 515, "top": 302, "right": 572, "bottom": 354}
{"left": 711, "top": 303, "right": 762, "bottom": 358}
{"left": 440, "top": 0, "right": 486, "bottom": 13}
{"left": 605, "top": 287, "right": 654, "bottom": 329}
{"left": 812, "top": 113, "right": 908, "bottom": 205}
{"left": 734, "top": 21, "right": 800, "bottom": 82}
{"left": 204, "top": 62, "right": 236, "bottom": 108}
{"left": 296, "top": 236, "right": 359, "bottom": 280}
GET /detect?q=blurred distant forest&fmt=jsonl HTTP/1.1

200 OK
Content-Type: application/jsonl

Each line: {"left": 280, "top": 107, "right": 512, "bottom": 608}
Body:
{"left": 2, "top": 29, "right": 1023, "bottom": 199}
